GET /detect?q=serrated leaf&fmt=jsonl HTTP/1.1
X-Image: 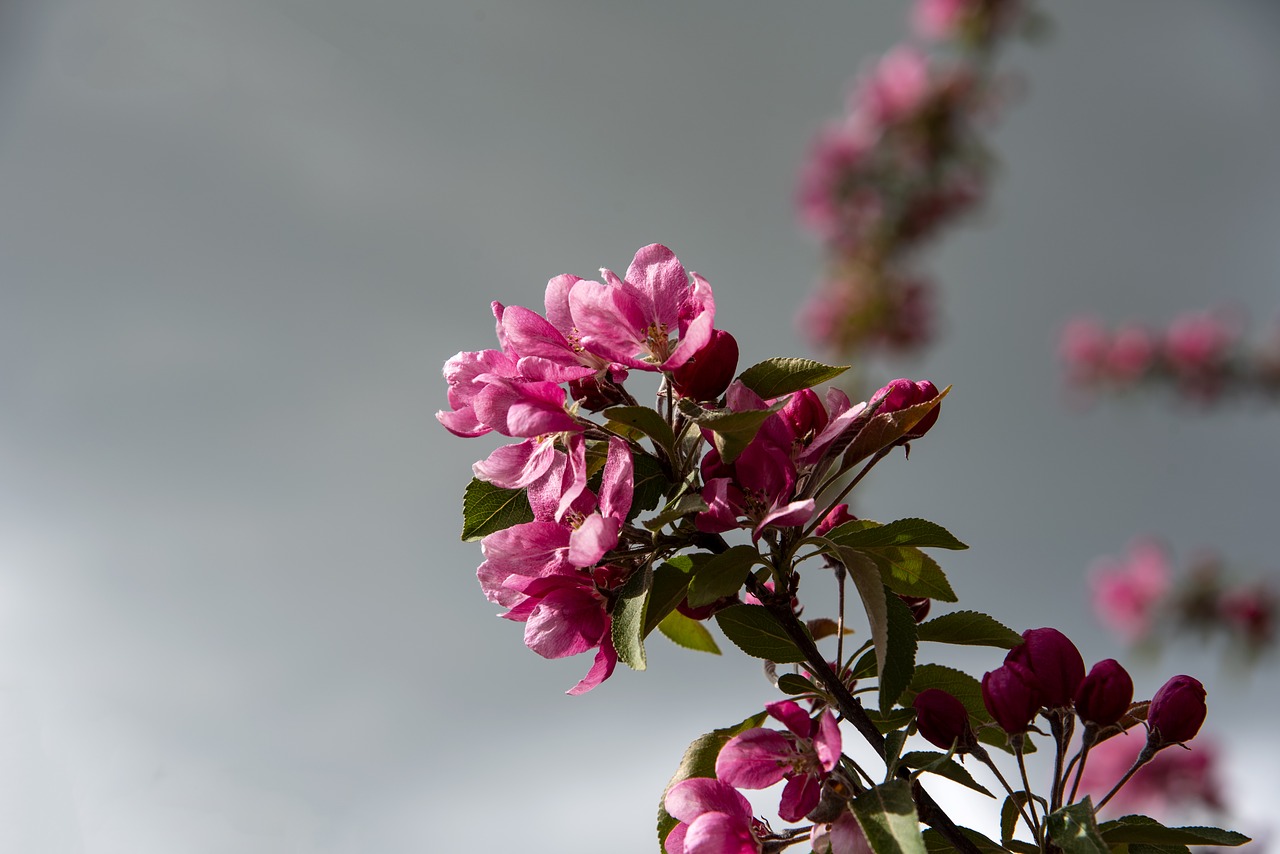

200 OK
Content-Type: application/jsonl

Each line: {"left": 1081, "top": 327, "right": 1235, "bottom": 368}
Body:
{"left": 714, "top": 604, "right": 807, "bottom": 663}
{"left": 1098, "top": 815, "right": 1251, "bottom": 847}
{"left": 860, "top": 546, "right": 958, "bottom": 603}
{"left": 629, "top": 453, "right": 670, "bottom": 520}
{"left": 657, "top": 712, "right": 769, "bottom": 848}
{"left": 899, "top": 752, "right": 994, "bottom": 798}
{"left": 611, "top": 564, "right": 652, "bottom": 671}
{"left": 687, "top": 545, "right": 760, "bottom": 607}
{"left": 921, "top": 828, "right": 1007, "bottom": 854}
{"left": 850, "top": 779, "right": 927, "bottom": 854}
{"left": 1047, "top": 799, "right": 1109, "bottom": 854}
{"left": 866, "top": 707, "right": 917, "bottom": 733}
{"left": 828, "top": 517, "right": 968, "bottom": 550}
{"left": 1001, "top": 792, "right": 1036, "bottom": 847}
{"left": 643, "top": 561, "right": 698, "bottom": 637}
{"left": 778, "top": 673, "right": 818, "bottom": 695}
{"left": 460, "top": 478, "right": 533, "bottom": 541}
{"left": 840, "top": 548, "right": 891, "bottom": 699}
{"left": 643, "top": 494, "right": 709, "bottom": 531}
{"left": 737, "top": 357, "right": 850, "bottom": 398}
{"left": 880, "top": 588, "right": 918, "bottom": 713}
{"left": 657, "top": 610, "right": 721, "bottom": 654}
{"left": 843, "top": 387, "right": 950, "bottom": 467}
{"left": 917, "top": 611, "right": 1023, "bottom": 649}
{"left": 602, "top": 405, "right": 677, "bottom": 457}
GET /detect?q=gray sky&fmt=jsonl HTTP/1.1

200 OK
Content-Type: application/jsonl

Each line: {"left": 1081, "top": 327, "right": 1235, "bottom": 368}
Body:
{"left": 0, "top": 1, "right": 1277, "bottom": 852}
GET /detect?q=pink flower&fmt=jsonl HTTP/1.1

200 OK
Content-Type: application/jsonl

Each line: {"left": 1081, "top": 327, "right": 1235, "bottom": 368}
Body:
{"left": 1076, "top": 732, "right": 1223, "bottom": 818}
{"left": 568, "top": 244, "right": 715, "bottom": 372}
{"left": 912, "top": 0, "right": 972, "bottom": 41}
{"left": 715, "top": 701, "right": 842, "bottom": 822}
{"left": 856, "top": 47, "right": 933, "bottom": 128}
{"left": 1107, "top": 325, "right": 1156, "bottom": 383}
{"left": 811, "top": 812, "right": 873, "bottom": 854}
{"left": 1059, "top": 317, "right": 1109, "bottom": 382}
{"left": 1090, "top": 539, "right": 1172, "bottom": 644}
{"left": 1164, "top": 311, "right": 1238, "bottom": 375}
{"left": 1219, "top": 584, "right": 1276, "bottom": 650}
{"left": 696, "top": 440, "right": 815, "bottom": 541}
{"left": 663, "top": 778, "right": 764, "bottom": 854}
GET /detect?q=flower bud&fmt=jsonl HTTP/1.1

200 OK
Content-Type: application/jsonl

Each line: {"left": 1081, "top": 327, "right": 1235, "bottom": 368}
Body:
{"left": 814, "top": 504, "right": 857, "bottom": 538}
{"left": 671, "top": 329, "right": 739, "bottom": 401}
{"left": 568, "top": 375, "right": 626, "bottom": 411}
{"left": 676, "top": 594, "right": 739, "bottom": 622}
{"left": 899, "top": 595, "right": 931, "bottom": 623}
{"left": 779, "top": 387, "right": 830, "bottom": 445}
{"left": 1147, "top": 675, "right": 1207, "bottom": 745}
{"left": 871, "top": 378, "right": 941, "bottom": 442}
{"left": 1005, "top": 627, "right": 1086, "bottom": 709}
{"left": 1074, "top": 659, "right": 1134, "bottom": 728}
{"left": 982, "top": 661, "right": 1042, "bottom": 735}
{"left": 912, "top": 688, "right": 974, "bottom": 751}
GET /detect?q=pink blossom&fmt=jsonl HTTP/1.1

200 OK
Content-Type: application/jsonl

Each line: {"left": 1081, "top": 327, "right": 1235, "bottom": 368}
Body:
{"left": 715, "top": 701, "right": 842, "bottom": 822}
{"left": 1090, "top": 539, "right": 1172, "bottom": 644}
{"left": 1107, "top": 325, "right": 1156, "bottom": 383}
{"left": 1164, "top": 311, "right": 1238, "bottom": 375}
{"left": 663, "top": 778, "right": 763, "bottom": 854}
{"left": 696, "top": 440, "right": 815, "bottom": 541}
{"left": 1076, "top": 732, "right": 1223, "bottom": 818}
{"left": 1059, "top": 317, "right": 1109, "bottom": 382}
{"left": 811, "top": 812, "right": 873, "bottom": 854}
{"left": 436, "top": 347, "right": 519, "bottom": 437}
{"left": 912, "top": 0, "right": 972, "bottom": 41}
{"left": 1219, "top": 584, "right": 1276, "bottom": 650}
{"left": 568, "top": 244, "right": 715, "bottom": 372}
{"left": 856, "top": 47, "right": 933, "bottom": 128}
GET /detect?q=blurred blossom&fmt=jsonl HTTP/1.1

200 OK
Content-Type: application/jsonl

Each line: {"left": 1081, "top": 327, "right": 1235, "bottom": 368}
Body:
{"left": 1090, "top": 538, "right": 1172, "bottom": 644}
{"left": 1078, "top": 733, "right": 1224, "bottom": 817}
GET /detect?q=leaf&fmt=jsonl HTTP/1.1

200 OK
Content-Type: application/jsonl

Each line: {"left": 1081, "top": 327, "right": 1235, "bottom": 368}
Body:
{"left": 777, "top": 673, "right": 818, "bottom": 695}
{"left": 687, "top": 545, "right": 761, "bottom": 607}
{"left": 884, "top": 729, "right": 909, "bottom": 778}
{"left": 1001, "top": 792, "right": 1036, "bottom": 847}
{"left": 714, "top": 604, "right": 807, "bottom": 663}
{"left": 460, "top": 478, "right": 533, "bottom": 541}
{"left": 916, "top": 611, "right": 1023, "bottom": 649}
{"left": 1046, "top": 799, "right": 1109, "bottom": 854}
{"left": 899, "top": 752, "right": 994, "bottom": 798}
{"left": 657, "top": 610, "right": 721, "bottom": 654}
{"left": 859, "top": 546, "right": 958, "bottom": 603}
{"left": 840, "top": 549, "right": 891, "bottom": 700}
{"left": 827, "top": 517, "right": 968, "bottom": 550}
{"left": 843, "top": 387, "right": 950, "bottom": 467}
{"left": 657, "top": 712, "right": 769, "bottom": 848}
{"left": 865, "top": 707, "right": 917, "bottom": 733}
{"left": 643, "top": 560, "right": 700, "bottom": 637}
{"left": 602, "top": 405, "right": 677, "bottom": 457}
{"left": 677, "top": 397, "right": 787, "bottom": 464}
{"left": 1098, "top": 815, "right": 1251, "bottom": 847}
{"left": 849, "top": 779, "right": 927, "bottom": 854}
{"left": 629, "top": 453, "right": 670, "bottom": 520}
{"left": 807, "top": 617, "right": 852, "bottom": 642}
{"left": 643, "top": 494, "right": 709, "bottom": 531}
{"left": 880, "top": 587, "right": 918, "bottom": 713}
{"left": 736, "top": 357, "right": 850, "bottom": 398}
{"left": 921, "top": 828, "right": 1007, "bottom": 854}
{"left": 611, "top": 564, "right": 652, "bottom": 671}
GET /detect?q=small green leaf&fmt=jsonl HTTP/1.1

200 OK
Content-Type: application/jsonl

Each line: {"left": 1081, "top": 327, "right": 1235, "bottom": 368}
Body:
{"left": 602, "top": 405, "right": 677, "bottom": 457}
{"left": 460, "top": 478, "right": 533, "bottom": 541}
{"left": 643, "top": 560, "right": 700, "bottom": 637}
{"left": 843, "top": 387, "right": 950, "bottom": 467}
{"left": 1098, "top": 815, "right": 1251, "bottom": 847}
{"left": 917, "top": 611, "right": 1023, "bottom": 649}
{"left": 643, "top": 494, "right": 709, "bottom": 531}
{"left": 777, "top": 673, "right": 818, "bottom": 695}
{"left": 828, "top": 517, "right": 968, "bottom": 550}
{"left": 840, "top": 548, "right": 891, "bottom": 699}
{"left": 714, "top": 604, "right": 807, "bottom": 663}
{"left": 1001, "top": 792, "right": 1036, "bottom": 847}
{"left": 736, "top": 357, "right": 850, "bottom": 398}
{"left": 850, "top": 779, "right": 927, "bottom": 854}
{"left": 884, "top": 729, "right": 909, "bottom": 779}
{"left": 1047, "top": 799, "right": 1109, "bottom": 854}
{"left": 657, "top": 712, "right": 769, "bottom": 848}
{"left": 657, "top": 610, "right": 721, "bottom": 654}
{"left": 865, "top": 707, "right": 917, "bottom": 733}
{"left": 899, "top": 752, "right": 994, "bottom": 798}
{"left": 921, "top": 828, "right": 1007, "bottom": 854}
{"left": 687, "top": 545, "right": 760, "bottom": 607}
{"left": 611, "top": 564, "right": 652, "bottom": 671}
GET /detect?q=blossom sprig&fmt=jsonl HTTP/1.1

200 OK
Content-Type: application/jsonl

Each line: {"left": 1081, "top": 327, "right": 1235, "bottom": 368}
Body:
{"left": 796, "top": 0, "right": 1039, "bottom": 359}
{"left": 1059, "top": 312, "right": 1280, "bottom": 405}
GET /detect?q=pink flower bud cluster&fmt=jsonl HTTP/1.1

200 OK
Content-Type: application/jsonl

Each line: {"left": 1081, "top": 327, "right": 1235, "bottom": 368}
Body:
{"left": 1090, "top": 539, "right": 1277, "bottom": 660}
{"left": 1060, "top": 312, "right": 1280, "bottom": 404}
{"left": 796, "top": 0, "right": 1029, "bottom": 358}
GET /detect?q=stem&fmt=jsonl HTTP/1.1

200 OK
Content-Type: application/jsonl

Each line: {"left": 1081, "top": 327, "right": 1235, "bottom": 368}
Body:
{"left": 802, "top": 448, "right": 892, "bottom": 538}
{"left": 1014, "top": 738, "right": 1043, "bottom": 847}
{"left": 756, "top": 584, "right": 983, "bottom": 854}
{"left": 1067, "top": 735, "right": 1093, "bottom": 806}
{"left": 1048, "top": 710, "right": 1074, "bottom": 812}
{"left": 973, "top": 745, "right": 1040, "bottom": 846}
{"left": 1096, "top": 742, "right": 1158, "bottom": 811}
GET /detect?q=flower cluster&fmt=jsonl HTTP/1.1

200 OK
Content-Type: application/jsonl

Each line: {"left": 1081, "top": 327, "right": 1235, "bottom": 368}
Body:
{"left": 1059, "top": 312, "right": 1280, "bottom": 404}
{"left": 1090, "top": 539, "right": 1277, "bottom": 661}
{"left": 796, "top": 0, "right": 1033, "bottom": 358}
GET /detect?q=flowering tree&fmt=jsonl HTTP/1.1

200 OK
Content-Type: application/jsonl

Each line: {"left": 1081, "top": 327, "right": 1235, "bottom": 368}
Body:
{"left": 438, "top": 244, "right": 1247, "bottom": 853}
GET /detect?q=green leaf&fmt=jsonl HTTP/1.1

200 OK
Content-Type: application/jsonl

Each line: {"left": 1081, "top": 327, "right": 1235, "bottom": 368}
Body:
{"left": 777, "top": 673, "right": 818, "bottom": 695}
{"left": 807, "top": 617, "right": 851, "bottom": 642}
{"left": 1047, "top": 799, "right": 1109, "bottom": 854}
{"left": 843, "top": 387, "right": 950, "bottom": 467}
{"left": 883, "top": 729, "right": 909, "bottom": 778}
{"left": 921, "top": 828, "right": 1007, "bottom": 854}
{"left": 657, "top": 712, "right": 769, "bottom": 848}
{"left": 1098, "top": 815, "right": 1251, "bottom": 847}
{"left": 714, "top": 604, "right": 807, "bottom": 663}
{"left": 687, "top": 545, "right": 760, "bottom": 607}
{"left": 850, "top": 779, "right": 927, "bottom": 854}
{"left": 643, "top": 494, "right": 709, "bottom": 531}
{"left": 643, "top": 560, "right": 701, "bottom": 637}
{"left": 611, "top": 564, "right": 652, "bottom": 671}
{"left": 657, "top": 610, "right": 721, "bottom": 654}
{"left": 827, "top": 517, "right": 968, "bottom": 550}
{"left": 736, "top": 357, "right": 850, "bottom": 398}
{"left": 840, "top": 549, "right": 891, "bottom": 697}
{"left": 866, "top": 707, "right": 918, "bottom": 733}
{"left": 899, "top": 752, "right": 994, "bottom": 798}
{"left": 602, "top": 405, "right": 677, "bottom": 457}
{"left": 629, "top": 453, "right": 670, "bottom": 520}
{"left": 460, "top": 478, "right": 533, "bottom": 541}
{"left": 917, "top": 611, "right": 1023, "bottom": 649}
{"left": 880, "top": 587, "right": 918, "bottom": 713}
{"left": 1001, "top": 792, "right": 1036, "bottom": 847}
{"left": 859, "top": 546, "right": 958, "bottom": 603}
{"left": 677, "top": 397, "right": 787, "bottom": 464}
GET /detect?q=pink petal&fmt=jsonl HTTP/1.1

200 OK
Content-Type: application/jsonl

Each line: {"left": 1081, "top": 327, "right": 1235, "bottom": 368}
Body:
{"left": 664, "top": 778, "right": 754, "bottom": 824}
{"left": 544, "top": 274, "right": 583, "bottom": 334}
{"left": 598, "top": 436, "right": 634, "bottom": 522}
{"left": 765, "top": 700, "right": 812, "bottom": 738}
{"left": 472, "top": 439, "right": 559, "bottom": 489}
{"left": 567, "top": 512, "right": 620, "bottom": 567}
{"left": 683, "top": 812, "right": 759, "bottom": 854}
{"left": 555, "top": 433, "right": 590, "bottom": 522}
{"left": 624, "top": 244, "right": 688, "bottom": 332}
{"left": 569, "top": 279, "right": 654, "bottom": 369}
{"left": 715, "top": 728, "right": 793, "bottom": 789}
{"left": 815, "top": 709, "right": 843, "bottom": 771}
{"left": 664, "top": 822, "right": 689, "bottom": 854}
{"left": 779, "top": 773, "right": 821, "bottom": 823}
{"left": 566, "top": 628, "right": 618, "bottom": 695}
{"left": 524, "top": 586, "right": 606, "bottom": 659}
{"left": 480, "top": 521, "right": 572, "bottom": 578}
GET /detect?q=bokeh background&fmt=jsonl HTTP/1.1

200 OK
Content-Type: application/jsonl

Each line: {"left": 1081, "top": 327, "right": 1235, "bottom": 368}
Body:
{"left": 0, "top": 0, "right": 1277, "bottom": 851}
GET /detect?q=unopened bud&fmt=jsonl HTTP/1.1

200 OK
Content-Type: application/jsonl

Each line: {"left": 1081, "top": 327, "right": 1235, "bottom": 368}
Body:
{"left": 671, "top": 329, "right": 739, "bottom": 401}
{"left": 814, "top": 504, "right": 858, "bottom": 538}
{"left": 1005, "top": 627, "right": 1085, "bottom": 709}
{"left": 912, "top": 688, "right": 974, "bottom": 752}
{"left": 1147, "top": 674, "right": 1207, "bottom": 745}
{"left": 899, "top": 595, "right": 931, "bottom": 623}
{"left": 568, "top": 375, "right": 626, "bottom": 411}
{"left": 982, "top": 661, "right": 1042, "bottom": 735}
{"left": 871, "top": 378, "right": 941, "bottom": 442}
{"left": 1074, "top": 659, "right": 1134, "bottom": 728}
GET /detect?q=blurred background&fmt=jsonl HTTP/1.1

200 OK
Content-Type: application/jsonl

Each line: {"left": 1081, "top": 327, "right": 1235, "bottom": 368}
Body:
{"left": 0, "top": 0, "right": 1277, "bottom": 851}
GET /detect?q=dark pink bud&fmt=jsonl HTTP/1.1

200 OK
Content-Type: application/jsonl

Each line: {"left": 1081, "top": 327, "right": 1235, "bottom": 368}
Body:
{"left": 982, "top": 661, "right": 1042, "bottom": 735}
{"left": 1147, "top": 675, "right": 1207, "bottom": 745}
{"left": 814, "top": 504, "right": 857, "bottom": 538}
{"left": 871, "top": 378, "right": 941, "bottom": 442}
{"left": 568, "top": 375, "right": 626, "bottom": 411}
{"left": 1074, "top": 659, "right": 1134, "bottom": 728}
{"left": 779, "top": 388, "right": 830, "bottom": 444}
{"left": 676, "top": 594, "right": 740, "bottom": 622}
{"left": 1005, "top": 627, "right": 1086, "bottom": 709}
{"left": 913, "top": 688, "right": 973, "bottom": 751}
{"left": 899, "top": 595, "right": 932, "bottom": 623}
{"left": 671, "top": 329, "right": 739, "bottom": 401}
